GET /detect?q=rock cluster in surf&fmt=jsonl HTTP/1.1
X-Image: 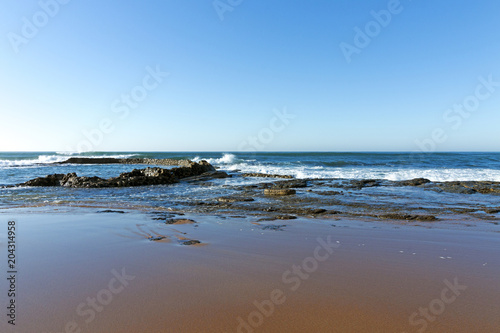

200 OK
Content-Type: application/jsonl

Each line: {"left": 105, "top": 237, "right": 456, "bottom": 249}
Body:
{"left": 20, "top": 160, "right": 219, "bottom": 188}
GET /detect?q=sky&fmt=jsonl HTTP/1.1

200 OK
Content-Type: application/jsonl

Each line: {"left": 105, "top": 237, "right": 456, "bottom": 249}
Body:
{"left": 1, "top": 0, "right": 499, "bottom": 152}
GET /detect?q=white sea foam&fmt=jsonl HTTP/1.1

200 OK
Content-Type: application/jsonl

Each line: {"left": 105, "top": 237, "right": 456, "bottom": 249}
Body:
{"left": 0, "top": 153, "right": 138, "bottom": 168}
{"left": 55, "top": 151, "right": 78, "bottom": 155}
{"left": 219, "top": 162, "right": 500, "bottom": 182}
{"left": 192, "top": 153, "right": 240, "bottom": 165}
{"left": 0, "top": 155, "right": 69, "bottom": 167}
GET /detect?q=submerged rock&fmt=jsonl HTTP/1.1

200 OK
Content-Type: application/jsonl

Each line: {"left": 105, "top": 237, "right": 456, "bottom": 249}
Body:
{"left": 148, "top": 236, "right": 166, "bottom": 241}
{"left": 97, "top": 210, "right": 126, "bottom": 214}
{"left": 378, "top": 213, "right": 437, "bottom": 221}
{"left": 217, "top": 197, "right": 255, "bottom": 203}
{"left": 437, "top": 183, "right": 477, "bottom": 194}
{"left": 433, "top": 181, "right": 500, "bottom": 195}
{"left": 262, "top": 224, "right": 287, "bottom": 231}
{"left": 164, "top": 218, "right": 196, "bottom": 225}
{"left": 315, "top": 190, "right": 343, "bottom": 196}
{"left": 180, "top": 239, "right": 201, "bottom": 246}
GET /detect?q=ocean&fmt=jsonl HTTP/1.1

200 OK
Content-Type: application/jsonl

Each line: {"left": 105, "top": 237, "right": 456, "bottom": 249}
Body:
{"left": 2, "top": 151, "right": 500, "bottom": 183}
{"left": 1, "top": 152, "right": 500, "bottom": 215}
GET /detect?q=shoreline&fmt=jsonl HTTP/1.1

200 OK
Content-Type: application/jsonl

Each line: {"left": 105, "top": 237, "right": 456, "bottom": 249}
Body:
{"left": 2, "top": 157, "right": 499, "bottom": 229}
{"left": 1, "top": 207, "right": 500, "bottom": 332}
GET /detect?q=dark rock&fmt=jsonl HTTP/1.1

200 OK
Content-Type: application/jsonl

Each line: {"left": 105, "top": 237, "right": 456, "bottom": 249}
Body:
{"left": 169, "top": 161, "right": 215, "bottom": 179}
{"left": 22, "top": 174, "right": 66, "bottom": 187}
{"left": 97, "top": 210, "right": 125, "bottom": 214}
{"left": 273, "top": 207, "right": 327, "bottom": 216}
{"left": 315, "top": 191, "right": 343, "bottom": 196}
{"left": 271, "top": 179, "right": 308, "bottom": 188}
{"left": 180, "top": 239, "right": 201, "bottom": 246}
{"left": 218, "top": 197, "right": 255, "bottom": 203}
{"left": 414, "top": 215, "right": 438, "bottom": 221}
{"left": 309, "top": 208, "right": 327, "bottom": 215}
{"left": 431, "top": 181, "right": 500, "bottom": 195}
{"left": 378, "top": 214, "right": 437, "bottom": 221}
{"left": 209, "top": 171, "right": 231, "bottom": 179}
{"left": 61, "top": 158, "right": 122, "bottom": 164}
{"left": 148, "top": 236, "right": 166, "bottom": 241}
{"left": 150, "top": 212, "right": 178, "bottom": 220}
{"left": 182, "top": 171, "right": 230, "bottom": 182}
{"left": 398, "top": 178, "right": 432, "bottom": 186}
{"left": 165, "top": 219, "right": 196, "bottom": 225}
{"left": 349, "top": 179, "right": 381, "bottom": 189}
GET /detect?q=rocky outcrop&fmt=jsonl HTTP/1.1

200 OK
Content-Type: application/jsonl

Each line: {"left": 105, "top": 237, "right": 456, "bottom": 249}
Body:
{"left": 59, "top": 157, "right": 192, "bottom": 167}
{"left": 21, "top": 161, "right": 215, "bottom": 188}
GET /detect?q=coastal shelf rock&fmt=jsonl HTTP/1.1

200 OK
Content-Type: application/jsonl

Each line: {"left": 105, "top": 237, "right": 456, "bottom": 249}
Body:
{"left": 20, "top": 160, "right": 216, "bottom": 188}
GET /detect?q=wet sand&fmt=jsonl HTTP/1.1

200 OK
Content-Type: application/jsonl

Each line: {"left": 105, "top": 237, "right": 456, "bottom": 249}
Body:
{"left": 1, "top": 208, "right": 499, "bottom": 332}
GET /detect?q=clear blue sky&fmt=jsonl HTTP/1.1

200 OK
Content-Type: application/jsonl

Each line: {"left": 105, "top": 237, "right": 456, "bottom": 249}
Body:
{"left": 1, "top": 0, "right": 499, "bottom": 152}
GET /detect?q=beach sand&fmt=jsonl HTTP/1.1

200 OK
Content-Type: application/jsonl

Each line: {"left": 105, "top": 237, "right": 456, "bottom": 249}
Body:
{"left": 1, "top": 208, "right": 499, "bottom": 332}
